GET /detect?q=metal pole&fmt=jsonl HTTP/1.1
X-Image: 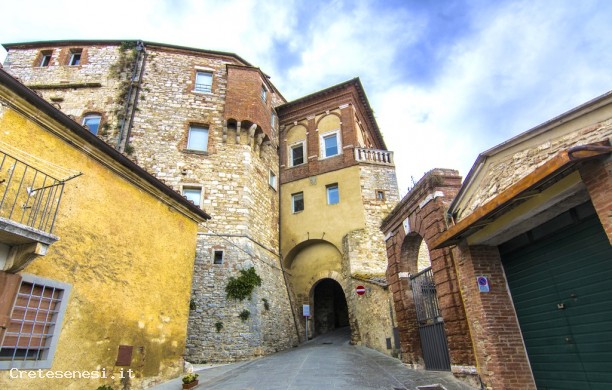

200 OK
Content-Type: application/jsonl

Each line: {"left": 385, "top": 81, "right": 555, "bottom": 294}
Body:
{"left": 305, "top": 317, "right": 309, "bottom": 340}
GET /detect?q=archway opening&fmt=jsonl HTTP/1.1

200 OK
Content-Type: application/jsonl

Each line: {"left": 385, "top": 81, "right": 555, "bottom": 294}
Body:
{"left": 313, "top": 278, "right": 349, "bottom": 336}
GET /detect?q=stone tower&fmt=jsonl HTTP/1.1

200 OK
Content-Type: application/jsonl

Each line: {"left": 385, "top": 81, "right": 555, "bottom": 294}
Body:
{"left": 277, "top": 79, "right": 400, "bottom": 353}
{"left": 2, "top": 40, "right": 400, "bottom": 360}
{"left": 2, "top": 40, "right": 297, "bottom": 362}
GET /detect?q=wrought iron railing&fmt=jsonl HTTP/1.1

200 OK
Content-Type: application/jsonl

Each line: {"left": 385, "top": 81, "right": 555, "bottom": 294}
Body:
{"left": 354, "top": 147, "right": 394, "bottom": 165}
{"left": 0, "top": 151, "right": 65, "bottom": 234}
{"left": 194, "top": 83, "right": 212, "bottom": 93}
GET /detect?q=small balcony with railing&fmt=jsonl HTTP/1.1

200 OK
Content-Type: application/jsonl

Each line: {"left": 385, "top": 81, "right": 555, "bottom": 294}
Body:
{"left": 354, "top": 147, "right": 394, "bottom": 166}
{"left": 0, "top": 148, "right": 77, "bottom": 273}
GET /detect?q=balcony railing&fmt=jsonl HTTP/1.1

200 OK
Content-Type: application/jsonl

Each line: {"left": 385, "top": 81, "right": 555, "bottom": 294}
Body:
{"left": 0, "top": 151, "right": 66, "bottom": 234}
{"left": 354, "top": 147, "right": 394, "bottom": 166}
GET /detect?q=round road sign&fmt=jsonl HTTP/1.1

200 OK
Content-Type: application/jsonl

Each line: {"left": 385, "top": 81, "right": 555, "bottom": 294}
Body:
{"left": 356, "top": 285, "right": 366, "bottom": 295}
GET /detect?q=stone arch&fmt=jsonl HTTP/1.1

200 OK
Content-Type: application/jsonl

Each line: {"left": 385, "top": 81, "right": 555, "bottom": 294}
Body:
{"left": 310, "top": 278, "right": 350, "bottom": 336}
{"left": 283, "top": 238, "right": 341, "bottom": 269}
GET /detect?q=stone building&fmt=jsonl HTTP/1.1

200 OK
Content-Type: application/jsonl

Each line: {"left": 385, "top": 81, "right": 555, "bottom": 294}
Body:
{"left": 383, "top": 91, "right": 612, "bottom": 389}
{"left": 1, "top": 40, "right": 400, "bottom": 364}
{"left": 277, "top": 79, "right": 400, "bottom": 353}
{"left": 0, "top": 68, "right": 210, "bottom": 389}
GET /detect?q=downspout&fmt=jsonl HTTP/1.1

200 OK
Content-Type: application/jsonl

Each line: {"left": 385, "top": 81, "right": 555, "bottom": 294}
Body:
{"left": 277, "top": 141, "right": 302, "bottom": 343}
{"left": 123, "top": 41, "right": 147, "bottom": 151}
{"left": 116, "top": 40, "right": 146, "bottom": 152}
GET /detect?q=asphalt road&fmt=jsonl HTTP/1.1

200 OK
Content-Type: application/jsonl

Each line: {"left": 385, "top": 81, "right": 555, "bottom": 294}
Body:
{"left": 154, "top": 327, "right": 479, "bottom": 390}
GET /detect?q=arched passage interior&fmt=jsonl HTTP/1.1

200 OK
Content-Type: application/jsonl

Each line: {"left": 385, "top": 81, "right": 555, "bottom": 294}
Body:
{"left": 313, "top": 278, "right": 349, "bottom": 335}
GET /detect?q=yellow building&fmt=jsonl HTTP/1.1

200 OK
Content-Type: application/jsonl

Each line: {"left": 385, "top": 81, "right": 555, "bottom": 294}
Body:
{"left": 0, "top": 69, "right": 210, "bottom": 389}
{"left": 276, "top": 79, "right": 400, "bottom": 353}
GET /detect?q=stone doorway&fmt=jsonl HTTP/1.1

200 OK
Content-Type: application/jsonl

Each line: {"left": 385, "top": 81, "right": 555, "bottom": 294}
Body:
{"left": 313, "top": 278, "right": 349, "bottom": 335}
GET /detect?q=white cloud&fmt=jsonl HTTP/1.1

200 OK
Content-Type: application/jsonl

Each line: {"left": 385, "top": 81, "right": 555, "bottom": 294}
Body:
{"left": 371, "top": 0, "right": 612, "bottom": 194}
{"left": 2, "top": 0, "right": 611, "bottom": 197}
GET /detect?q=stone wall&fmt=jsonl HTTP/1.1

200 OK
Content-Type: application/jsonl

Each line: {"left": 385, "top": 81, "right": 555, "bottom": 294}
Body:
{"left": 461, "top": 119, "right": 612, "bottom": 218}
{"left": 3, "top": 42, "right": 298, "bottom": 364}
{"left": 3, "top": 44, "right": 127, "bottom": 146}
{"left": 186, "top": 235, "right": 297, "bottom": 362}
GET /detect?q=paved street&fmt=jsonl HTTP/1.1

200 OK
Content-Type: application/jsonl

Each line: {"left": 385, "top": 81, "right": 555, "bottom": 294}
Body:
{"left": 153, "top": 328, "right": 478, "bottom": 390}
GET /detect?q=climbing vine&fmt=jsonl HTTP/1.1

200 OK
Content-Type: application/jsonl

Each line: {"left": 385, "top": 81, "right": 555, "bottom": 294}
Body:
{"left": 225, "top": 267, "right": 262, "bottom": 301}
{"left": 239, "top": 310, "right": 250, "bottom": 321}
{"left": 109, "top": 41, "right": 139, "bottom": 140}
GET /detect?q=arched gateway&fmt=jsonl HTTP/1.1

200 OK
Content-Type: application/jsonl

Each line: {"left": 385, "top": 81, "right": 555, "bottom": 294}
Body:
{"left": 312, "top": 278, "right": 350, "bottom": 335}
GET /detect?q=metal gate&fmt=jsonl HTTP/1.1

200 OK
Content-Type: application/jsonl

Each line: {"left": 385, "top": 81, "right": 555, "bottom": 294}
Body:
{"left": 410, "top": 267, "right": 451, "bottom": 370}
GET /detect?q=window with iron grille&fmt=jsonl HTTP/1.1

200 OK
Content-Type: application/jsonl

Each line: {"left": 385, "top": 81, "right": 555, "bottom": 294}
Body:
{"left": 194, "top": 71, "right": 213, "bottom": 93}
{"left": 0, "top": 275, "right": 71, "bottom": 369}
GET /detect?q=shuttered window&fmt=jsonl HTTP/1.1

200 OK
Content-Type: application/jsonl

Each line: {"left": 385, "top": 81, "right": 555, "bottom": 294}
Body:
{"left": 0, "top": 275, "right": 70, "bottom": 369}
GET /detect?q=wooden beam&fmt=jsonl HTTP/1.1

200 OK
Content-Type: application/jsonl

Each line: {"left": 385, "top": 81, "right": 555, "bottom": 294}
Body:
{"left": 431, "top": 143, "right": 611, "bottom": 249}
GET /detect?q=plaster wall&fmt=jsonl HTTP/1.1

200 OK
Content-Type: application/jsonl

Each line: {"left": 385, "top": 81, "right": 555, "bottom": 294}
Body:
{"left": 0, "top": 103, "right": 200, "bottom": 389}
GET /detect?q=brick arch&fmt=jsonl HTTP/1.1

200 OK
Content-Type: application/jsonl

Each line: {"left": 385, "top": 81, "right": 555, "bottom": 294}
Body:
{"left": 382, "top": 169, "right": 475, "bottom": 368}
{"left": 314, "top": 112, "right": 341, "bottom": 129}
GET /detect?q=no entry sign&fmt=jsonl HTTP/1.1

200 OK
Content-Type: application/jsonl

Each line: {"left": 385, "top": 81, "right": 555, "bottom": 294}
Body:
{"left": 356, "top": 285, "right": 366, "bottom": 295}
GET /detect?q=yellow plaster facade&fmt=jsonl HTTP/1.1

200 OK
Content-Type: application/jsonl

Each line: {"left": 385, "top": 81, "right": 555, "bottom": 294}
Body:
{"left": 281, "top": 166, "right": 366, "bottom": 263}
{"left": 0, "top": 83, "right": 205, "bottom": 389}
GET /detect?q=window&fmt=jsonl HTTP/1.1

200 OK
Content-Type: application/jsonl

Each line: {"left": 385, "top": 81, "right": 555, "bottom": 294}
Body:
{"left": 292, "top": 192, "right": 304, "bottom": 213}
{"left": 261, "top": 85, "right": 267, "bottom": 103}
{"left": 182, "top": 186, "right": 202, "bottom": 207}
{"left": 68, "top": 50, "right": 82, "bottom": 66}
{"left": 0, "top": 275, "right": 71, "bottom": 369}
{"left": 187, "top": 125, "right": 209, "bottom": 152}
{"left": 322, "top": 132, "right": 339, "bottom": 157}
{"left": 271, "top": 110, "right": 276, "bottom": 128}
{"left": 376, "top": 190, "right": 386, "bottom": 200}
{"left": 194, "top": 71, "right": 212, "bottom": 93}
{"left": 290, "top": 142, "right": 304, "bottom": 166}
{"left": 82, "top": 114, "right": 101, "bottom": 135}
{"left": 39, "top": 51, "right": 52, "bottom": 67}
{"left": 213, "top": 250, "right": 224, "bottom": 265}
{"left": 327, "top": 184, "right": 339, "bottom": 205}
{"left": 269, "top": 170, "right": 277, "bottom": 190}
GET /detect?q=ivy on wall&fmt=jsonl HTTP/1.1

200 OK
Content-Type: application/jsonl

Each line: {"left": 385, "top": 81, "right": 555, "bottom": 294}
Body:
{"left": 225, "top": 267, "right": 262, "bottom": 301}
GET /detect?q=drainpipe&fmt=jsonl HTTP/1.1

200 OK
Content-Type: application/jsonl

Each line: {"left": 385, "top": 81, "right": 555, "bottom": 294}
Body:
{"left": 123, "top": 41, "right": 147, "bottom": 151}
{"left": 277, "top": 141, "right": 302, "bottom": 343}
{"left": 116, "top": 40, "right": 146, "bottom": 152}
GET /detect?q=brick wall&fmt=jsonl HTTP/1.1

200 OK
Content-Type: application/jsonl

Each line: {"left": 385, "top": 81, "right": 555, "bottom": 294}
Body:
{"left": 580, "top": 158, "right": 612, "bottom": 243}
{"left": 225, "top": 65, "right": 279, "bottom": 140}
{"left": 453, "top": 243, "right": 536, "bottom": 390}
{"left": 381, "top": 169, "right": 475, "bottom": 370}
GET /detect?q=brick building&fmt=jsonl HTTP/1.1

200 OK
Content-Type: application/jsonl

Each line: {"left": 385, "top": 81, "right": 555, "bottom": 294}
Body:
{"left": 277, "top": 79, "right": 400, "bottom": 353}
{"left": 383, "top": 92, "right": 612, "bottom": 389}
{"left": 1, "top": 40, "right": 400, "bottom": 366}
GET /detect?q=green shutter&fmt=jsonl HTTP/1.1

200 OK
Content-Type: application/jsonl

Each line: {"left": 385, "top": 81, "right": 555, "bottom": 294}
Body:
{"left": 501, "top": 212, "right": 612, "bottom": 390}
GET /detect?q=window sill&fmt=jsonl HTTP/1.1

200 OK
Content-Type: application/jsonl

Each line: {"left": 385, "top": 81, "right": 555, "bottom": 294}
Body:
{"left": 183, "top": 149, "right": 209, "bottom": 156}
{"left": 319, "top": 153, "right": 342, "bottom": 160}
{"left": 191, "top": 90, "right": 214, "bottom": 95}
{"left": 287, "top": 163, "right": 306, "bottom": 169}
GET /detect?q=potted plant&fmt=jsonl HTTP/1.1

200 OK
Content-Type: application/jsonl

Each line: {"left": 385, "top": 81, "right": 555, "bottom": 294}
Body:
{"left": 182, "top": 373, "right": 199, "bottom": 389}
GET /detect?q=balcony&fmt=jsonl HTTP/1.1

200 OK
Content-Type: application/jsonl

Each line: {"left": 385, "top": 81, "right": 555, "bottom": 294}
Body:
{"left": 354, "top": 147, "right": 394, "bottom": 166}
{"left": 0, "top": 148, "right": 73, "bottom": 272}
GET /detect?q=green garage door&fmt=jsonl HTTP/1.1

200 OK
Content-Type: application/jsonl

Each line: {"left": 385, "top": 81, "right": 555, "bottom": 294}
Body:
{"left": 501, "top": 203, "right": 612, "bottom": 390}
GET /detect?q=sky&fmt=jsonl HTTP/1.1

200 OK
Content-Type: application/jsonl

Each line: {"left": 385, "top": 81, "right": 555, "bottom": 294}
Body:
{"left": 2, "top": 0, "right": 612, "bottom": 195}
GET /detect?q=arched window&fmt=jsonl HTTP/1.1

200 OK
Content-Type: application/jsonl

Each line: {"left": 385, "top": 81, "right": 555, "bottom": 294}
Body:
{"left": 82, "top": 114, "right": 102, "bottom": 135}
